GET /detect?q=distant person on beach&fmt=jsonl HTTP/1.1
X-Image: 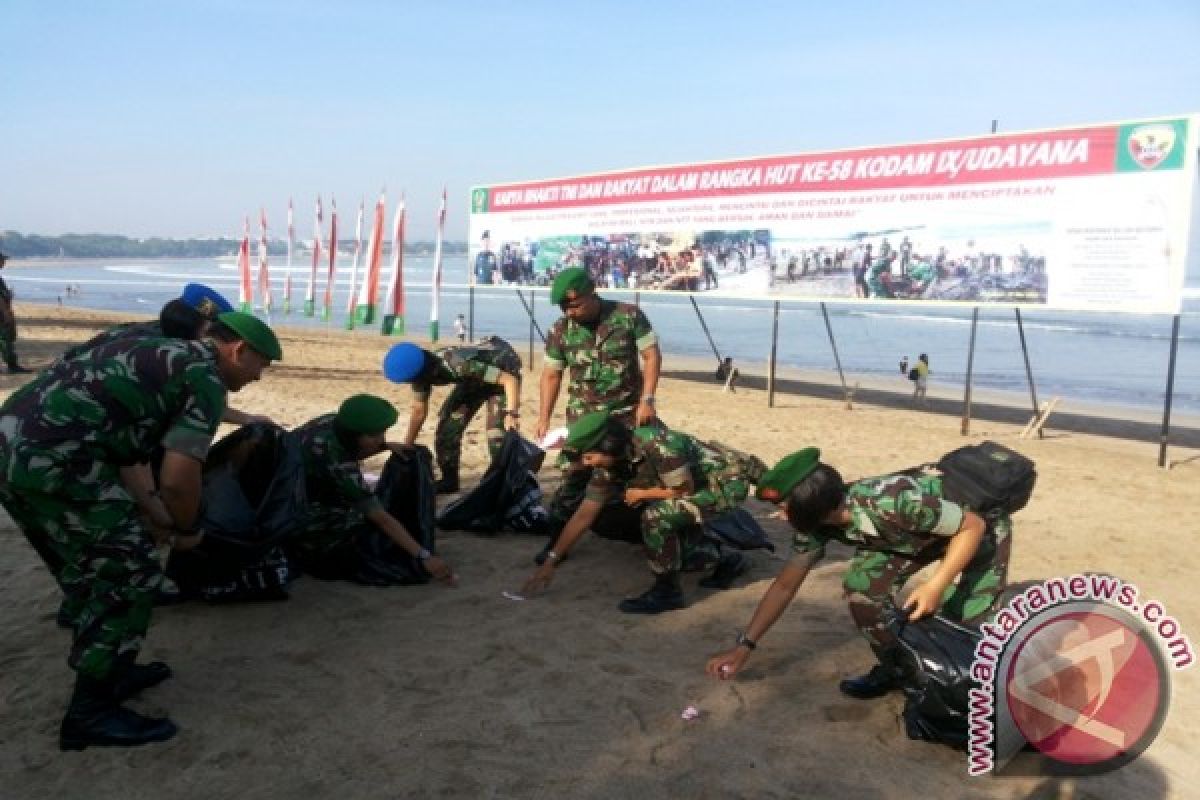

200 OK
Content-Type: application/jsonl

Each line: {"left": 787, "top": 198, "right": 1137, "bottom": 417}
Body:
{"left": 283, "top": 394, "right": 457, "bottom": 586}
{"left": 454, "top": 313, "right": 467, "bottom": 343}
{"left": 705, "top": 448, "right": 1009, "bottom": 700}
{"left": 521, "top": 411, "right": 757, "bottom": 613}
{"left": 0, "top": 312, "right": 280, "bottom": 750}
{"left": 912, "top": 353, "right": 930, "bottom": 406}
{"left": 382, "top": 338, "right": 522, "bottom": 494}
{"left": 0, "top": 251, "right": 32, "bottom": 373}
{"left": 899, "top": 355, "right": 909, "bottom": 376}
{"left": 716, "top": 357, "right": 739, "bottom": 390}
{"left": 534, "top": 267, "right": 661, "bottom": 563}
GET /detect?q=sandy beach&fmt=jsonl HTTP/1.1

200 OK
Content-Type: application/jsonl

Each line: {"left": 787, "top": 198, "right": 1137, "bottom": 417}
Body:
{"left": 1, "top": 303, "right": 1197, "bottom": 799}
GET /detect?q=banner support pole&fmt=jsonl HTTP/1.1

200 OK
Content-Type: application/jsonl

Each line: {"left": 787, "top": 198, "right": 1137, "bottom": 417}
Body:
{"left": 820, "top": 302, "right": 849, "bottom": 404}
{"left": 514, "top": 288, "right": 546, "bottom": 344}
{"left": 961, "top": 306, "right": 980, "bottom": 435}
{"left": 689, "top": 295, "right": 723, "bottom": 367}
{"left": 527, "top": 290, "right": 535, "bottom": 366}
{"left": 768, "top": 301, "right": 780, "bottom": 408}
{"left": 468, "top": 284, "right": 475, "bottom": 343}
{"left": 1014, "top": 308, "right": 1043, "bottom": 438}
{"left": 1158, "top": 314, "right": 1182, "bottom": 469}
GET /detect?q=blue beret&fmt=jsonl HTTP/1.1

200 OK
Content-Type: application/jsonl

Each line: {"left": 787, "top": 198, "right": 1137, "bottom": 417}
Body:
{"left": 382, "top": 342, "right": 428, "bottom": 383}
{"left": 181, "top": 283, "right": 234, "bottom": 318}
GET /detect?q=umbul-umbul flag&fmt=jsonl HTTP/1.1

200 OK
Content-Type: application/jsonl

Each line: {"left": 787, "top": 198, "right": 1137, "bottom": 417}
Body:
{"left": 430, "top": 188, "right": 446, "bottom": 342}
{"left": 345, "top": 198, "right": 366, "bottom": 329}
{"left": 322, "top": 198, "right": 338, "bottom": 321}
{"left": 238, "top": 216, "right": 252, "bottom": 312}
{"left": 284, "top": 197, "right": 294, "bottom": 314}
{"left": 381, "top": 196, "right": 406, "bottom": 336}
{"left": 304, "top": 195, "right": 322, "bottom": 316}
{"left": 258, "top": 207, "right": 272, "bottom": 315}
{"left": 356, "top": 190, "right": 387, "bottom": 325}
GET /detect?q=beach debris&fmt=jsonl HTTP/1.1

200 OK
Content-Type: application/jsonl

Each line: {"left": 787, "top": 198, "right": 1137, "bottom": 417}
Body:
{"left": 501, "top": 590, "right": 526, "bottom": 602}
{"left": 539, "top": 426, "right": 569, "bottom": 450}
{"left": 681, "top": 705, "right": 701, "bottom": 721}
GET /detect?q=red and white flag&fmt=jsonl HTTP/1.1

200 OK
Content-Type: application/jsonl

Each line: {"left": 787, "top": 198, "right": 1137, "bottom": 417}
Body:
{"left": 355, "top": 190, "right": 386, "bottom": 325}
{"left": 258, "top": 207, "right": 272, "bottom": 315}
{"left": 284, "top": 197, "right": 294, "bottom": 313}
{"left": 429, "top": 187, "right": 446, "bottom": 341}
{"left": 305, "top": 195, "right": 322, "bottom": 316}
{"left": 322, "top": 198, "right": 338, "bottom": 320}
{"left": 381, "top": 195, "right": 406, "bottom": 336}
{"left": 238, "top": 216, "right": 252, "bottom": 312}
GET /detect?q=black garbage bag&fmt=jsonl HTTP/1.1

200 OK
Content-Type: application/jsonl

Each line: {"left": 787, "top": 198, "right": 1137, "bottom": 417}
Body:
{"left": 166, "top": 423, "right": 305, "bottom": 602}
{"left": 885, "top": 606, "right": 981, "bottom": 750}
{"left": 346, "top": 446, "right": 438, "bottom": 586}
{"left": 436, "top": 431, "right": 548, "bottom": 534}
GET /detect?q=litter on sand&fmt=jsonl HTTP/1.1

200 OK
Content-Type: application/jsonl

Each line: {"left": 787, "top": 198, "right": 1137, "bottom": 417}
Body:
{"left": 501, "top": 591, "right": 526, "bottom": 601}
{"left": 681, "top": 705, "right": 701, "bottom": 721}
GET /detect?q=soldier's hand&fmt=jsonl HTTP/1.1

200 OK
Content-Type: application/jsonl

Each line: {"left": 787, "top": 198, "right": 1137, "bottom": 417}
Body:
{"left": 535, "top": 419, "right": 550, "bottom": 442}
{"left": 423, "top": 555, "right": 458, "bottom": 586}
{"left": 706, "top": 647, "right": 751, "bottom": 680}
{"left": 903, "top": 581, "right": 944, "bottom": 620}
{"left": 635, "top": 401, "right": 656, "bottom": 427}
{"left": 623, "top": 487, "right": 645, "bottom": 506}
{"left": 172, "top": 530, "right": 205, "bottom": 551}
{"left": 521, "top": 563, "right": 556, "bottom": 596}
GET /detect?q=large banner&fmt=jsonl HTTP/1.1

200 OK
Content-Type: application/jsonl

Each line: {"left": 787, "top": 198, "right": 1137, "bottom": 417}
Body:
{"left": 468, "top": 115, "right": 1198, "bottom": 313}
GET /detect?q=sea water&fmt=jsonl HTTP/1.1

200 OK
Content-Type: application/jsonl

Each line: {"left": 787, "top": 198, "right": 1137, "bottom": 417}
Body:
{"left": 6, "top": 256, "right": 1198, "bottom": 415}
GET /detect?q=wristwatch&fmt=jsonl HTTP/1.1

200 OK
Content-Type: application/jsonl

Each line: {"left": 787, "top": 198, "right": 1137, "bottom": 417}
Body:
{"left": 641, "top": 396, "right": 656, "bottom": 406}
{"left": 415, "top": 547, "right": 432, "bottom": 561}
{"left": 735, "top": 631, "right": 757, "bottom": 650}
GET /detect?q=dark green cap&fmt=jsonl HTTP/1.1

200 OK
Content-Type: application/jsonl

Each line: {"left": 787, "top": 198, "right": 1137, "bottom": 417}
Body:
{"left": 564, "top": 410, "right": 611, "bottom": 453}
{"left": 216, "top": 311, "right": 283, "bottom": 361}
{"left": 756, "top": 447, "right": 821, "bottom": 502}
{"left": 336, "top": 394, "right": 398, "bottom": 434}
{"left": 550, "top": 267, "right": 594, "bottom": 306}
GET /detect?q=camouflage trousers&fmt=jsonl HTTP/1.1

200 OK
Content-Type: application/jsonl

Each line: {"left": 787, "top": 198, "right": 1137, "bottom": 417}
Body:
{"left": 0, "top": 480, "right": 162, "bottom": 681}
{"left": 435, "top": 383, "right": 506, "bottom": 477}
{"left": 544, "top": 411, "right": 638, "bottom": 536}
{"left": 287, "top": 503, "right": 366, "bottom": 566}
{"left": 640, "top": 474, "right": 748, "bottom": 574}
{"left": 843, "top": 514, "right": 1013, "bottom": 656}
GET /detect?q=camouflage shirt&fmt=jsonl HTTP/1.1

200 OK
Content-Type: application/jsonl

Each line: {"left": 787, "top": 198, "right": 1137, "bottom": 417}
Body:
{"left": 60, "top": 320, "right": 165, "bottom": 362}
{"left": 411, "top": 343, "right": 518, "bottom": 402}
{"left": 0, "top": 336, "right": 227, "bottom": 493}
{"left": 544, "top": 299, "right": 657, "bottom": 422}
{"left": 290, "top": 413, "right": 383, "bottom": 516}
{"left": 792, "top": 473, "right": 965, "bottom": 561}
{"left": 584, "top": 425, "right": 730, "bottom": 505}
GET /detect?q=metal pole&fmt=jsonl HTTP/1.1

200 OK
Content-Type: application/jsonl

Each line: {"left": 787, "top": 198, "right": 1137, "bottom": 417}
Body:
{"left": 768, "top": 301, "right": 780, "bottom": 408}
{"left": 689, "top": 295, "right": 723, "bottom": 366}
{"left": 635, "top": 291, "right": 640, "bottom": 310}
{"left": 468, "top": 284, "right": 475, "bottom": 343}
{"left": 961, "top": 306, "right": 979, "bottom": 435}
{"left": 820, "top": 302, "right": 849, "bottom": 400}
{"left": 514, "top": 289, "right": 546, "bottom": 343}
{"left": 1158, "top": 314, "right": 1182, "bottom": 468}
{"left": 527, "top": 291, "right": 535, "bottom": 367}
{"left": 1014, "top": 308, "right": 1043, "bottom": 438}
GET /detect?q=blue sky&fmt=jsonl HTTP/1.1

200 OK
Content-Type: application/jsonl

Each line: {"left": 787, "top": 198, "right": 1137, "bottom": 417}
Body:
{"left": 2, "top": 0, "right": 1198, "bottom": 240}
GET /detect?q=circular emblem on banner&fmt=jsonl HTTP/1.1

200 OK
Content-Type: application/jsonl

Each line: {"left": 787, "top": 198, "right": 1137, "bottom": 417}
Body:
{"left": 1004, "top": 604, "right": 1170, "bottom": 773}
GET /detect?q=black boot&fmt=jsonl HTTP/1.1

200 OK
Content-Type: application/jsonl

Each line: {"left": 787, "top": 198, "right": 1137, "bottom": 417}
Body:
{"left": 698, "top": 551, "right": 748, "bottom": 590}
{"left": 111, "top": 653, "right": 173, "bottom": 702}
{"left": 618, "top": 572, "right": 685, "bottom": 614}
{"left": 838, "top": 663, "right": 901, "bottom": 699}
{"left": 434, "top": 470, "right": 460, "bottom": 495}
{"left": 59, "top": 674, "right": 178, "bottom": 751}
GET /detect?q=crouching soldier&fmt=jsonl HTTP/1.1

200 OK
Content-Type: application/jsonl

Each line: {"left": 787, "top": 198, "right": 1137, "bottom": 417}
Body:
{"left": 521, "top": 411, "right": 760, "bottom": 613}
{"left": 382, "top": 339, "right": 522, "bottom": 494}
{"left": 706, "top": 448, "right": 1010, "bottom": 699}
{"left": 285, "top": 394, "right": 457, "bottom": 586}
{"left": 0, "top": 311, "right": 281, "bottom": 749}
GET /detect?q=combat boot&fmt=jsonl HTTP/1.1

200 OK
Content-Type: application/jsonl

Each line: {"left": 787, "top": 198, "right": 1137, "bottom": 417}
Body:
{"left": 111, "top": 652, "right": 173, "bottom": 702}
{"left": 838, "top": 663, "right": 901, "bottom": 699}
{"left": 59, "top": 674, "right": 178, "bottom": 751}
{"left": 618, "top": 572, "right": 685, "bottom": 614}
{"left": 698, "top": 550, "right": 748, "bottom": 590}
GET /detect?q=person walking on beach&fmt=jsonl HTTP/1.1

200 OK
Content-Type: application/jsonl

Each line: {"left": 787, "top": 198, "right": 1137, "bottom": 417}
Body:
{"left": 533, "top": 267, "right": 661, "bottom": 560}
{"left": 283, "top": 394, "right": 457, "bottom": 585}
{"left": 382, "top": 338, "right": 522, "bottom": 494}
{"left": 521, "top": 412, "right": 757, "bottom": 613}
{"left": 899, "top": 355, "right": 909, "bottom": 377}
{"left": 0, "top": 312, "right": 281, "bottom": 750}
{"left": 705, "top": 448, "right": 1010, "bottom": 700}
{"left": 0, "top": 251, "right": 32, "bottom": 373}
{"left": 912, "top": 353, "right": 930, "bottom": 407}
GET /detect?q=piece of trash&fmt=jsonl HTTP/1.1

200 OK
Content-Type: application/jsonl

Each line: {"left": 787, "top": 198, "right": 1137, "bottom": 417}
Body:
{"left": 539, "top": 427, "right": 569, "bottom": 449}
{"left": 681, "top": 705, "right": 701, "bottom": 721}
{"left": 719, "top": 665, "right": 732, "bottom": 677}
{"left": 501, "top": 591, "right": 526, "bottom": 602}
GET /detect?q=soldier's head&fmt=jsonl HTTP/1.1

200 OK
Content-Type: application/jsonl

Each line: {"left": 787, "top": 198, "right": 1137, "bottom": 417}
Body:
{"left": 561, "top": 411, "right": 631, "bottom": 468}
{"left": 0, "top": 251, "right": 7, "bottom": 268}
{"left": 333, "top": 394, "right": 398, "bottom": 458}
{"left": 158, "top": 299, "right": 207, "bottom": 339}
{"left": 382, "top": 342, "right": 431, "bottom": 384}
{"left": 756, "top": 448, "right": 846, "bottom": 532}
{"left": 550, "top": 267, "right": 600, "bottom": 323}
{"left": 208, "top": 311, "right": 281, "bottom": 391}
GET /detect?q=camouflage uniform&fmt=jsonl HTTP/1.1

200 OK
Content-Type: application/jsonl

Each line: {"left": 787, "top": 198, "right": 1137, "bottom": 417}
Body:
{"left": 285, "top": 413, "right": 384, "bottom": 567}
{"left": 790, "top": 472, "right": 1012, "bottom": 656}
{"left": 0, "top": 336, "right": 227, "bottom": 680}
{"left": 59, "top": 320, "right": 165, "bottom": 362}
{"left": 590, "top": 427, "right": 752, "bottom": 574}
{"left": 411, "top": 341, "right": 521, "bottom": 478}
{"left": 0, "top": 274, "right": 20, "bottom": 370}
{"left": 543, "top": 300, "right": 658, "bottom": 529}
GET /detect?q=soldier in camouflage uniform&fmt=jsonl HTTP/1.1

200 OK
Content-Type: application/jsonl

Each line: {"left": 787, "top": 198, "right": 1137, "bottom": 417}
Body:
{"left": 382, "top": 339, "right": 522, "bottom": 493}
{"left": 707, "top": 448, "right": 1009, "bottom": 700}
{"left": 285, "top": 393, "right": 456, "bottom": 585}
{"left": 0, "top": 250, "right": 31, "bottom": 373}
{"left": 0, "top": 311, "right": 280, "bottom": 750}
{"left": 522, "top": 412, "right": 761, "bottom": 613}
{"left": 534, "top": 267, "right": 661, "bottom": 552}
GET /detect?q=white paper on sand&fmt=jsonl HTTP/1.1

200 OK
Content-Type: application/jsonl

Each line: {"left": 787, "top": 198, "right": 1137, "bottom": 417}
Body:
{"left": 539, "top": 427, "right": 569, "bottom": 450}
{"left": 501, "top": 591, "right": 526, "bottom": 602}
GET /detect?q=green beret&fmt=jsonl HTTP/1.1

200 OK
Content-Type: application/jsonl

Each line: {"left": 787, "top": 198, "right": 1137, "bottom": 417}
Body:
{"left": 550, "top": 267, "right": 594, "bottom": 306}
{"left": 564, "top": 410, "right": 611, "bottom": 453}
{"left": 216, "top": 311, "right": 283, "bottom": 361}
{"left": 756, "top": 447, "right": 821, "bottom": 502}
{"left": 335, "top": 394, "right": 398, "bottom": 434}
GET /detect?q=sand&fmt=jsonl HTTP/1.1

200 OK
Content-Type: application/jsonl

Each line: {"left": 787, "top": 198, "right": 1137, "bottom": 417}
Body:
{"left": 1, "top": 303, "right": 1197, "bottom": 799}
